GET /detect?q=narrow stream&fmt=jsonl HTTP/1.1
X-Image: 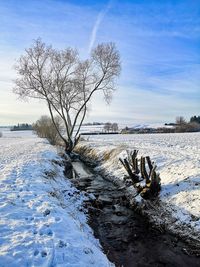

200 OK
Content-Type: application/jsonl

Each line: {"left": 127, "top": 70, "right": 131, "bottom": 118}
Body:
{"left": 70, "top": 160, "right": 200, "bottom": 267}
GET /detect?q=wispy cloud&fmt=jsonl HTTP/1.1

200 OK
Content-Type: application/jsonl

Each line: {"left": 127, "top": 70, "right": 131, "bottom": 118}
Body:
{"left": 88, "top": 0, "right": 113, "bottom": 53}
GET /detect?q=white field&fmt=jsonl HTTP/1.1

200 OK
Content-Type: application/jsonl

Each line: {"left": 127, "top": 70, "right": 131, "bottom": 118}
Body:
{"left": 80, "top": 132, "right": 200, "bottom": 240}
{"left": 76, "top": 122, "right": 172, "bottom": 134}
{"left": 0, "top": 129, "right": 113, "bottom": 267}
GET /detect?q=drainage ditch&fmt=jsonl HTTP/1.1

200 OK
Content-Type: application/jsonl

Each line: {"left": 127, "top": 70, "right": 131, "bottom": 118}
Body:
{"left": 69, "top": 160, "right": 199, "bottom": 267}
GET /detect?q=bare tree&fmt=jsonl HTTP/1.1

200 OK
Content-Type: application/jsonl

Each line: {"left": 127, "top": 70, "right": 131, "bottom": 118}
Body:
{"left": 175, "top": 116, "right": 187, "bottom": 132}
{"left": 104, "top": 122, "right": 118, "bottom": 132}
{"left": 176, "top": 116, "right": 186, "bottom": 125}
{"left": 111, "top": 122, "right": 118, "bottom": 132}
{"left": 14, "top": 39, "right": 121, "bottom": 153}
{"left": 104, "top": 122, "right": 112, "bottom": 132}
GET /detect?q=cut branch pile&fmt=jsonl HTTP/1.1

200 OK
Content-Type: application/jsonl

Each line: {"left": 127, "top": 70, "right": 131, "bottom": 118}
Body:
{"left": 119, "top": 150, "right": 161, "bottom": 199}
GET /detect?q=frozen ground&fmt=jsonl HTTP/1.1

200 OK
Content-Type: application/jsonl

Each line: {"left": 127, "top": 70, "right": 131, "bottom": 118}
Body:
{"left": 0, "top": 129, "right": 113, "bottom": 267}
{"left": 78, "top": 132, "right": 200, "bottom": 244}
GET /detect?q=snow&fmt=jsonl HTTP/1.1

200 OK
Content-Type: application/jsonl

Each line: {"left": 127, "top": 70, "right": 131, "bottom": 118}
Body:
{"left": 128, "top": 123, "right": 174, "bottom": 129}
{"left": 79, "top": 132, "right": 200, "bottom": 240}
{"left": 0, "top": 129, "right": 113, "bottom": 267}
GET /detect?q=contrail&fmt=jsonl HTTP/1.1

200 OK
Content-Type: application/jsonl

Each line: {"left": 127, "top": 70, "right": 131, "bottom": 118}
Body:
{"left": 88, "top": 0, "right": 113, "bottom": 53}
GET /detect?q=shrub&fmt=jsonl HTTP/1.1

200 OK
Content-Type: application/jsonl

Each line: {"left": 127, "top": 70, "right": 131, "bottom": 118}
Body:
{"left": 175, "top": 121, "right": 200, "bottom": 132}
{"left": 33, "top": 116, "right": 63, "bottom": 145}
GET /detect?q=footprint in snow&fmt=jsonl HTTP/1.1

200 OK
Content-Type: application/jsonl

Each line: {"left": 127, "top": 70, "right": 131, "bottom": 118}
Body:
{"left": 34, "top": 249, "right": 39, "bottom": 256}
{"left": 47, "top": 229, "right": 53, "bottom": 236}
{"left": 41, "top": 251, "right": 47, "bottom": 257}
{"left": 55, "top": 217, "right": 61, "bottom": 222}
{"left": 39, "top": 225, "right": 53, "bottom": 236}
{"left": 43, "top": 209, "right": 51, "bottom": 216}
{"left": 58, "top": 240, "right": 66, "bottom": 248}
{"left": 39, "top": 230, "right": 44, "bottom": 236}
{"left": 83, "top": 247, "right": 93, "bottom": 254}
{"left": 33, "top": 229, "right": 37, "bottom": 235}
{"left": 25, "top": 216, "right": 34, "bottom": 221}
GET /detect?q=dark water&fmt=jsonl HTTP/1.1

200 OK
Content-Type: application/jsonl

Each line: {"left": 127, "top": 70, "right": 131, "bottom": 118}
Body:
{"left": 71, "top": 161, "right": 200, "bottom": 267}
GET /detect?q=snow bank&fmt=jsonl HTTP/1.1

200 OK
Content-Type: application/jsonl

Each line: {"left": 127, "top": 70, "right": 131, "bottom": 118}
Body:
{"left": 77, "top": 132, "right": 200, "bottom": 246}
{"left": 0, "top": 130, "right": 113, "bottom": 267}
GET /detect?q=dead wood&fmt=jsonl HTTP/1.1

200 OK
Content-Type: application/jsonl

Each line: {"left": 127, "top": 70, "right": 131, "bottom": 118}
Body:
{"left": 119, "top": 150, "right": 161, "bottom": 199}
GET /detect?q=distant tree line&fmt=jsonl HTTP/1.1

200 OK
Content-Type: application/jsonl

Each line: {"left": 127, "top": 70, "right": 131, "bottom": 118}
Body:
{"left": 121, "top": 115, "right": 200, "bottom": 135}
{"left": 11, "top": 123, "right": 33, "bottom": 131}
{"left": 175, "top": 115, "right": 200, "bottom": 133}
{"left": 83, "top": 122, "right": 104, "bottom": 126}
{"left": 104, "top": 122, "right": 119, "bottom": 132}
{"left": 190, "top": 115, "right": 200, "bottom": 124}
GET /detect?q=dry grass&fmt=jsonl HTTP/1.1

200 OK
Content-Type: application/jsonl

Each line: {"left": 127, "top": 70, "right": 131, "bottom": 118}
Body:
{"left": 75, "top": 144, "right": 125, "bottom": 167}
{"left": 75, "top": 145, "right": 99, "bottom": 162}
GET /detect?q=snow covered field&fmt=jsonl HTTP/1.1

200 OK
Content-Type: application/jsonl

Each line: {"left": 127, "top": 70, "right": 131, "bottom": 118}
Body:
{"left": 0, "top": 129, "right": 112, "bottom": 267}
{"left": 79, "top": 132, "right": 200, "bottom": 243}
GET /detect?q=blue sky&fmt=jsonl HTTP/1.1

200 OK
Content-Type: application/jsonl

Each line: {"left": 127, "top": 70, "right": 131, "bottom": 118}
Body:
{"left": 0, "top": 0, "right": 199, "bottom": 125}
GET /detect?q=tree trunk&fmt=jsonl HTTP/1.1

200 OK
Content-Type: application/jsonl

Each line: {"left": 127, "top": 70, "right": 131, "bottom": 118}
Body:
{"left": 120, "top": 150, "right": 161, "bottom": 199}
{"left": 65, "top": 140, "right": 74, "bottom": 155}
